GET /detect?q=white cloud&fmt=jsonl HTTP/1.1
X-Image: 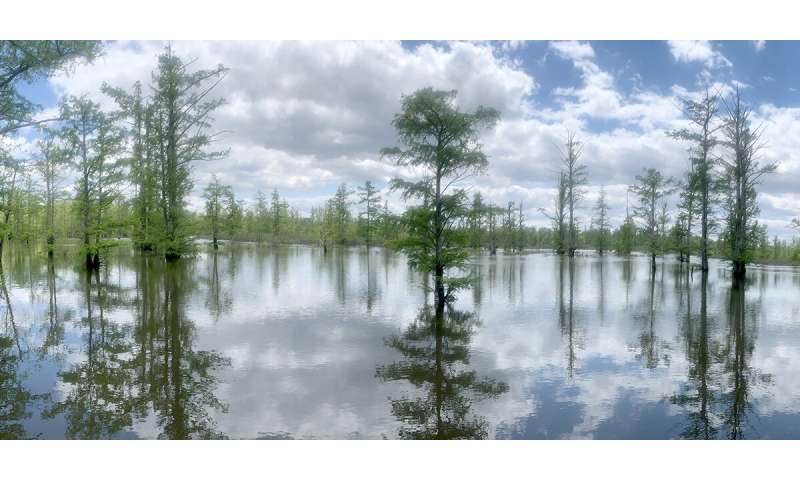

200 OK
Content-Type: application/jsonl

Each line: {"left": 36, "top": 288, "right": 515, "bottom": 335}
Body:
{"left": 754, "top": 40, "right": 767, "bottom": 52}
{"left": 550, "top": 40, "right": 595, "bottom": 61}
{"left": 46, "top": 40, "right": 537, "bottom": 206}
{"left": 667, "top": 40, "right": 733, "bottom": 69}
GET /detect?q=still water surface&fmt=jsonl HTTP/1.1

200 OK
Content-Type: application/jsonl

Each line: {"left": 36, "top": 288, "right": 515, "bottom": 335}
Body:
{"left": 2, "top": 244, "right": 800, "bottom": 439}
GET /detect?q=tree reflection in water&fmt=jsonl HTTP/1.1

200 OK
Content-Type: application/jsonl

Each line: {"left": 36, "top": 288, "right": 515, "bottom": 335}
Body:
{"left": 44, "top": 258, "right": 230, "bottom": 439}
{"left": 377, "top": 301, "right": 508, "bottom": 439}
{"left": 0, "top": 262, "right": 34, "bottom": 439}
{"left": 672, "top": 271, "right": 720, "bottom": 439}
{"left": 671, "top": 274, "right": 771, "bottom": 439}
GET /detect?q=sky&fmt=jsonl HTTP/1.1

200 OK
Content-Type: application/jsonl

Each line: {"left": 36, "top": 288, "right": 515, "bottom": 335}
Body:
{"left": 8, "top": 40, "right": 800, "bottom": 238}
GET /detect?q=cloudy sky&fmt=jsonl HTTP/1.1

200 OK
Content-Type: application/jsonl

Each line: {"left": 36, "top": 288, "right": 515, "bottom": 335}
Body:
{"left": 12, "top": 40, "right": 800, "bottom": 238}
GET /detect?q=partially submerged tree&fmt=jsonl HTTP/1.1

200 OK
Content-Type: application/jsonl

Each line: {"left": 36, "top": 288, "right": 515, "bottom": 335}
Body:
{"left": 616, "top": 210, "right": 636, "bottom": 255}
{"left": 382, "top": 88, "right": 498, "bottom": 305}
{"left": 502, "top": 200, "right": 516, "bottom": 253}
{"left": 719, "top": 89, "right": 776, "bottom": 279}
{"left": 630, "top": 168, "right": 675, "bottom": 270}
{"left": 0, "top": 150, "right": 20, "bottom": 256}
{"left": 541, "top": 172, "right": 568, "bottom": 254}
{"left": 592, "top": 186, "right": 611, "bottom": 255}
{"left": 669, "top": 89, "right": 721, "bottom": 271}
{"left": 150, "top": 45, "right": 228, "bottom": 260}
{"left": 104, "top": 80, "right": 161, "bottom": 252}
{"left": 560, "top": 132, "right": 587, "bottom": 257}
{"left": 467, "top": 192, "right": 485, "bottom": 249}
{"left": 35, "top": 126, "right": 69, "bottom": 256}
{"left": 203, "top": 175, "right": 231, "bottom": 250}
{"left": 331, "top": 183, "right": 352, "bottom": 244}
{"left": 61, "top": 96, "right": 125, "bottom": 269}
{"left": 486, "top": 202, "right": 502, "bottom": 255}
{"left": 357, "top": 180, "right": 381, "bottom": 248}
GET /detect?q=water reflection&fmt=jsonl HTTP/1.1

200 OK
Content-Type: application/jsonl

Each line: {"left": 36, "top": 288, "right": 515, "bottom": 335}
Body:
{"left": 140, "top": 262, "right": 230, "bottom": 439}
{"left": 0, "top": 244, "right": 798, "bottom": 439}
{"left": 672, "top": 272, "right": 719, "bottom": 439}
{"left": 377, "top": 301, "right": 509, "bottom": 439}
{"left": 1, "top": 265, "right": 33, "bottom": 439}
{"left": 39, "top": 257, "right": 230, "bottom": 439}
{"left": 670, "top": 273, "right": 774, "bottom": 439}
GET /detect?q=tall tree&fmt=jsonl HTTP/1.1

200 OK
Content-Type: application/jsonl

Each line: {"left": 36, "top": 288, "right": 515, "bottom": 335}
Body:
{"left": 61, "top": 96, "right": 124, "bottom": 269}
{"left": 254, "top": 190, "right": 269, "bottom": 242}
{"left": 616, "top": 211, "right": 636, "bottom": 255}
{"left": 592, "top": 186, "right": 611, "bottom": 255}
{"left": 357, "top": 180, "right": 381, "bottom": 248}
{"left": 382, "top": 88, "right": 498, "bottom": 304}
{"left": 104, "top": 81, "right": 160, "bottom": 251}
{"left": 516, "top": 201, "right": 525, "bottom": 252}
{"left": 540, "top": 172, "right": 568, "bottom": 254}
{"left": 331, "top": 183, "right": 352, "bottom": 244}
{"left": 35, "top": 126, "right": 69, "bottom": 256}
{"left": 486, "top": 202, "right": 502, "bottom": 255}
{"left": 560, "top": 132, "right": 587, "bottom": 257}
{"left": 669, "top": 89, "right": 720, "bottom": 271}
{"left": 151, "top": 45, "right": 228, "bottom": 260}
{"left": 203, "top": 175, "right": 230, "bottom": 250}
{"left": 719, "top": 89, "right": 776, "bottom": 279}
{"left": 503, "top": 200, "right": 516, "bottom": 253}
{"left": 1, "top": 41, "right": 101, "bottom": 135}
{"left": 630, "top": 168, "right": 675, "bottom": 270}
{"left": 0, "top": 146, "right": 21, "bottom": 256}
{"left": 270, "top": 188, "right": 283, "bottom": 236}
{"left": 467, "top": 192, "right": 485, "bottom": 249}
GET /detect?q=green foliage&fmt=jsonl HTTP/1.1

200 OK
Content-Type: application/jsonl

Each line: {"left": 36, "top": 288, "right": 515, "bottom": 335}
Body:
{"left": 592, "top": 186, "right": 611, "bottom": 254}
{"left": 615, "top": 213, "right": 637, "bottom": 255}
{"left": 630, "top": 168, "right": 675, "bottom": 262}
{"left": 382, "top": 88, "right": 498, "bottom": 301}
{"left": 719, "top": 89, "right": 777, "bottom": 275}
{"left": 357, "top": 180, "right": 381, "bottom": 246}
{"left": 149, "top": 46, "right": 228, "bottom": 260}
{"left": 1, "top": 40, "right": 101, "bottom": 136}
{"left": 60, "top": 95, "right": 125, "bottom": 267}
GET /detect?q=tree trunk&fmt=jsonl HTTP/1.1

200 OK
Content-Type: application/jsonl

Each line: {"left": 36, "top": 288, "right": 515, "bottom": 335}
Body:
{"left": 732, "top": 259, "right": 746, "bottom": 280}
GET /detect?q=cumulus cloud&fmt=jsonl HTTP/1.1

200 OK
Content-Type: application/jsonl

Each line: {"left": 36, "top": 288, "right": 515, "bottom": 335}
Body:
{"left": 47, "top": 40, "right": 536, "bottom": 203}
{"left": 667, "top": 40, "right": 733, "bottom": 69}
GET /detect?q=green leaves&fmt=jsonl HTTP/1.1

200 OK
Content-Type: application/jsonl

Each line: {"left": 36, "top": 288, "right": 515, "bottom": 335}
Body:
{"left": 1, "top": 41, "right": 101, "bottom": 135}
{"left": 383, "top": 88, "right": 499, "bottom": 300}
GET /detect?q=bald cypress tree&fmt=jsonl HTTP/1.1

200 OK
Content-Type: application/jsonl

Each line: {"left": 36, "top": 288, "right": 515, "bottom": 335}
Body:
{"left": 150, "top": 45, "right": 228, "bottom": 260}
{"left": 630, "top": 168, "right": 675, "bottom": 270}
{"left": 35, "top": 126, "right": 69, "bottom": 256}
{"left": 560, "top": 132, "right": 587, "bottom": 257}
{"left": 592, "top": 186, "right": 610, "bottom": 255}
{"left": 382, "top": 88, "right": 498, "bottom": 305}
{"left": 669, "top": 89, "right": 721, "bottom": 271}
{"left": 60, "top": 96, "right": 125, "bottom": 269}
{"left": 541, "top": 172, "right": 568, "bottom": 254}
{"left": 720, "top": 88, "right": 777, "bottom": 279}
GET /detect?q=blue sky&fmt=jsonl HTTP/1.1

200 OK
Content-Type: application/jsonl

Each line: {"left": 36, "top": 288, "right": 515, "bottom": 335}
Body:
{"left": 7, "top": 40, "right": 800, "bottom": 238}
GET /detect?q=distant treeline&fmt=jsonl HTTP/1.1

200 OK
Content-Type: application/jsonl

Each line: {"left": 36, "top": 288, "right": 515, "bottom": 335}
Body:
{"left": 12, "top": 180, "right": 796, "bottom": 265}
